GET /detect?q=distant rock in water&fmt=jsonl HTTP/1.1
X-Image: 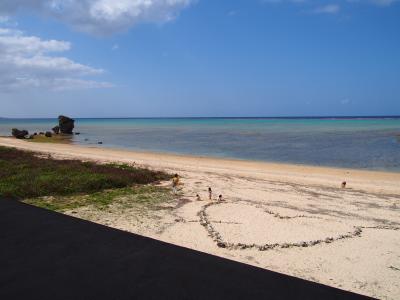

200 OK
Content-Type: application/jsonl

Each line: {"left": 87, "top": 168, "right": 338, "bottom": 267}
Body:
{"left": 11, "top": 128, "right": 28, "bottom": 139}
{"left": 52, "top": 126, "right": 60, "bottom": 134}
{"left": 45, "top": 131, "right": 52, "bottom": 138}
{"left": 58, "top": 115, "right": 75, "bottom": 134}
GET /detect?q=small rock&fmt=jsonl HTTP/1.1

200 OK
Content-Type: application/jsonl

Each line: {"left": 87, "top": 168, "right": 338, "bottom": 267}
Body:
{"left": 52, "top": 126, "right": 60, "bottom": 134}
{"left": 98, "top": 141, "right": 103, "bottom": 144}
{"left": 75, "top": 132, "right": 80, "bottom": 135}
{"left": 217, "top": 242, "right": 226, "bottom": 248}
{"left": 11, "top": 128, "right": 29, "bottom": 139}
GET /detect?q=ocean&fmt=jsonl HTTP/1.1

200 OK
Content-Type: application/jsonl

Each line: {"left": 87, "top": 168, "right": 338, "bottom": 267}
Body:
{"left": 1, "top": 117, "right": 400, "bottom": 171}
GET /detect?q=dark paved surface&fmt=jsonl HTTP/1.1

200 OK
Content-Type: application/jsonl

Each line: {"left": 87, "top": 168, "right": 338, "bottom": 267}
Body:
{"left": 0, "top": 199, "right": 370, "bottom": 300}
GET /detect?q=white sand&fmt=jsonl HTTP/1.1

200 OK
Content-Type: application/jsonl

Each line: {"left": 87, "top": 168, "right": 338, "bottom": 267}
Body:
{"left": 1, "top": 137, "right": 400, "bottom": 299}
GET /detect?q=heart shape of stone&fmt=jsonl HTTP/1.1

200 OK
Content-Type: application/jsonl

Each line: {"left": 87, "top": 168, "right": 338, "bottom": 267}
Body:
{"left": 204, "top": 202, "right": 358, "bottom": 248}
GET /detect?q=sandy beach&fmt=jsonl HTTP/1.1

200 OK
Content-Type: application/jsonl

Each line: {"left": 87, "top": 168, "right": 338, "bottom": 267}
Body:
{"left": 1, "top": 137, "right": 399, "bottom": 299}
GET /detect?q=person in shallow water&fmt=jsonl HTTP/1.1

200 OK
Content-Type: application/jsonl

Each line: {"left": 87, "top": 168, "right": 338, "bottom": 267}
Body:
{"left": 172, "top": 174, "right": 180, "bottom": 194}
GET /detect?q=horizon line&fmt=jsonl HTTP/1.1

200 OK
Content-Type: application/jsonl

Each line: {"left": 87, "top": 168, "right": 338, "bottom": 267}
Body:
{"left": 1, "top": 115, "right": 400, "bottom": 120}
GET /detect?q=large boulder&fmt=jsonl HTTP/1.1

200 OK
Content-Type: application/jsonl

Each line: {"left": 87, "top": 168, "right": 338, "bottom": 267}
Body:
{"left": 58, "top": 115, "right": 75, "bottom": 134}
{"left": 11, "top": 128, "right": 29, "bottom": 139}
{"left": 45, "top": 131, "right": 52, "bottom": 138}
{"left": 52, "top": 126, "right": 60, "bottom": 134}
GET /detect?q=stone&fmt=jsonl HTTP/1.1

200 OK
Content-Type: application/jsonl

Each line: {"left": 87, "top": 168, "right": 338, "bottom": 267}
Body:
{"left": 11, "top": 128, "right": 29, "bottom": 139}
{"left": 98, "top": 141, "right": 103, "bottom": 144}
{"left": 52, "top": 126, "right": 60, "bottom": 134}
{"left": 74, "top": 132, "right": 80, "bottom": 135}
{"left": 58, "top": 115, "right": 75, "bottom": 134}
{"left": 45, "top": 131, "right": 52, "bottom": 138}
{"left": 217, "top": 242, "right": 226, "bottom": 248}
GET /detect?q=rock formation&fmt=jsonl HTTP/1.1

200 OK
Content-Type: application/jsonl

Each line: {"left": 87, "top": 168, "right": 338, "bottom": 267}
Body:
{"left": 11, "top": 128, "right": 28, "bottom": 139}
{"left": 45, "top": 131, "right": 52, "bottom": 138}
{"left": 58, "top": 115, "right": 75, "bottom": 134}
{"left": 52, "top": 126, "right": 60, "bottom": 134}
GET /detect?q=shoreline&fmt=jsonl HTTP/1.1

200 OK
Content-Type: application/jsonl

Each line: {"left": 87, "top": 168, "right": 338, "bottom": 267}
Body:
{"left": 1, "top": 136, "right": 400, "bottom": 299}
{"left": 1, "top": 137, "right": 399, "bottom": 194}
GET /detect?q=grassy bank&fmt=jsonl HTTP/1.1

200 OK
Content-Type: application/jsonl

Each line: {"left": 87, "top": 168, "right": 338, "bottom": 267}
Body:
{"left": 27, "top": 134, "right": 73, "bottom": 144}
{"left": 0, "top": 146, "right": 171, "bottom": 203}
{"left": 24, "top": 185, "right": 173, "bottom": 212}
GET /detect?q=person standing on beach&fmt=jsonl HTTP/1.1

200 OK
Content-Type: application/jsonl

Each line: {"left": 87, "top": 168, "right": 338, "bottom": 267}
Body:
{"left": 208, "top": 187, "right": 212, "bottom": 200}
{"left": 172, "top": 174, "right": 180, "bottom": 194}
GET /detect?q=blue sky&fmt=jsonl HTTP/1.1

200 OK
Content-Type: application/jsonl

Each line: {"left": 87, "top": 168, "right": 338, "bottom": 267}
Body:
{"left": 0, "top": 0, "right": 399, "bottom": 118}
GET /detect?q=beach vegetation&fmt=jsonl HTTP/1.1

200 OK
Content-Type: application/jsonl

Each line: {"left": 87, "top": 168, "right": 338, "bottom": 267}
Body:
{"left": 0, "top": 146, "right": 171, "bottom": 200}
{"left": 24, "top": 185, "right": 173, "bottom": 212}
{"left": 27, "top": 134, "right": 73, "bottom": 144}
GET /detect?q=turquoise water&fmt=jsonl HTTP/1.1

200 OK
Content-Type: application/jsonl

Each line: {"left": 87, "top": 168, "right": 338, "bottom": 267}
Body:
{"left": 1, "top": 117, "right": 400, "bottom": 171}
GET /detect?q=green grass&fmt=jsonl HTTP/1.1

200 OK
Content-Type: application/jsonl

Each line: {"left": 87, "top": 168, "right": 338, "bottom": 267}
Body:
{"left": 27, "top": 134, "right": 73, "bottom": 144}
{"left": 0, "top": 146, "right": 171, "bottom": 200}
{"left": 24, "top": 185, "right": 173, "bottom": 212}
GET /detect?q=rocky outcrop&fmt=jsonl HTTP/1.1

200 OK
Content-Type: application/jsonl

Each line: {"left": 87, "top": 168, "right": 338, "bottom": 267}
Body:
{"left": 45, "top": 131, "right": 52, "bottom": 138}
{"left": 11, "top": 128, "right": 29, "bottom": 139}
{"left": 52, "top": 126, "right": 60, "bottom": 134}
{"left": 58, "top": 115, "right": 75, "bottom": 134}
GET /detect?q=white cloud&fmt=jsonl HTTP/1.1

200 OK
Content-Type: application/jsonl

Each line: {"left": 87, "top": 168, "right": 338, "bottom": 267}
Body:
{"left": 261, "top": 0, "right": 307, "bottom": 3}
{"left": 347, "top": 0, "right": 399, "bottom": 5}
{"left": 0, "top": 16, "right": 9, "bottom": 23}
{"left": 0, "top": 27, "right": 112, "bottom": 92}
{"left": 341, "top": 98, "right": 350, "bottom": 105}
{"left": 0, "top": 0, "right": 194, "bottom": 35}
{"left": 369, "top": 0, "right": 399, "bottom": 6}
{"left": 262, "top": 0, "right": 399, "bottom": 10}
{"left": 227, "top": 10, "right": 238, "bottom": 17}
{"left": 312, "top": 4, "right": 340, "bottom": 14}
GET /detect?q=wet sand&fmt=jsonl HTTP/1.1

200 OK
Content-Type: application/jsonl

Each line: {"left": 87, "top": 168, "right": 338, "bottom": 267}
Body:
{"left": 1, "top": 137, "right": 399, "bottom": 299}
